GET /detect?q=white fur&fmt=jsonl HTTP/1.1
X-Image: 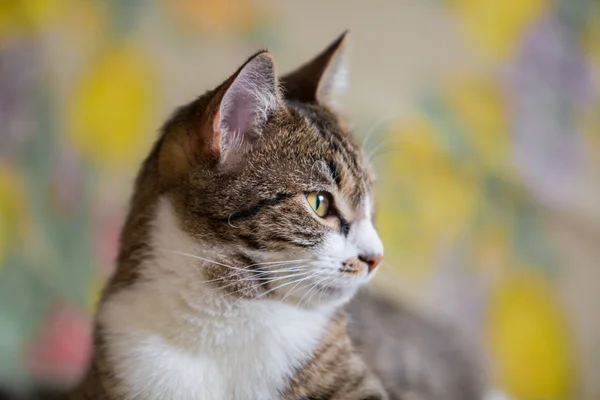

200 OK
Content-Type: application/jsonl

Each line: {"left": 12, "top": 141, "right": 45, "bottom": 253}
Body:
{"left": 350, "top": 196, "right": 383, "bottom": 257}
{"left": 99, "top": 199, "right": 334, "bottom": 400}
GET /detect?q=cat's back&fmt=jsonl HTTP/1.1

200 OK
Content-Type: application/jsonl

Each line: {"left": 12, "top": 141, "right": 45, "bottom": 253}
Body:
{"left": 347, "top": 290, "right": 487, "bottom": 400}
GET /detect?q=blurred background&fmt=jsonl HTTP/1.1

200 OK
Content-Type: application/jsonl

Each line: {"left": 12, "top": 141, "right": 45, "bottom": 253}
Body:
{"left": 0, "top": 0, "right": 599, "bottom": 399}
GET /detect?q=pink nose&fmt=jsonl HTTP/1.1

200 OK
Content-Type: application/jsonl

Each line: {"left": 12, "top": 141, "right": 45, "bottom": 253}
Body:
{"left": 358, "top": 254, "right": 383, "bottom": 273}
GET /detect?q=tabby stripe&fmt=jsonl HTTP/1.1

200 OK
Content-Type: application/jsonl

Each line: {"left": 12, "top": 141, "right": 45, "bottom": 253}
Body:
{"left": 272, "top": 235, "right": 317, "bottom": 248}
{"left": 225, "top": 192, "right": 293, "bottom": 221}
{"left": 305, "top": 107, "right": 361, "bottom": 177}
{"left": 294, "top": 103, "right": 350, "bottom": 157}
{"left": 237, "top": 234, "right": 265, "bottom": 250}
{"left": 294, "top": 103, "right": 366, "bottom": 203}
{"left": 239, "top": 254, "right": 260, "bottom": 270}
{"left": 339, "top": 217, "right": 351, "bottom": 236}
{"left": 324, "top": 132, "right": 362, "bottom": 185}
{"left": 294, "top": 103, "right": 361, "bottom": 185}
{"left": 282, "top": 229, "right": 319, "bottom": 241}
{"left": 327, "top": 160, "right": 342, "bottom": 187}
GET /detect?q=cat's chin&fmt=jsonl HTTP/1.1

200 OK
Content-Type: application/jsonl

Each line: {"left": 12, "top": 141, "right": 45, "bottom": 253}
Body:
{"left": 313, "top": 284, "right": 357, "bottom": 306}
{"left": 275, "top": 281, "right": 361, "bottom": 310}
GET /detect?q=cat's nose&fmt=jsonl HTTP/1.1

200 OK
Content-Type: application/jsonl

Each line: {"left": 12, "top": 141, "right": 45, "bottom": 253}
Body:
{"left": 358, "top": 254, "right": 383, "bottom": 273}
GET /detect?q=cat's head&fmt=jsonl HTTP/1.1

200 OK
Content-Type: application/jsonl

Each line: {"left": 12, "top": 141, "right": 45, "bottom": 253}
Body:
{"left": 143, "top": 32, "right": 383, "bottom": 309}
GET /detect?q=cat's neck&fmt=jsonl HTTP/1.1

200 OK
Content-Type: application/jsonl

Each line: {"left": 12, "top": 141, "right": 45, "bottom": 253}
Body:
{"left": 91, "top": 199, "right": 338, "bottom": 400}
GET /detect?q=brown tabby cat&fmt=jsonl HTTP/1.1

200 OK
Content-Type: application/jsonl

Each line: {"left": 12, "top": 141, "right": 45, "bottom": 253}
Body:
{"left": 68, "top": 31, "right": 389, "bottom": 400}
{"left": 5, "top": 33, "right": 486, "bottom": 400}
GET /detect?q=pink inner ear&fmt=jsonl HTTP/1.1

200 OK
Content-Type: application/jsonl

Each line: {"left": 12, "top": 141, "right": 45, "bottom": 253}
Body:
{"left": 210, "top": 53, "right": 279, "bottom": 161}
{"left": 212, "top": 109, "right": 222, "bottom": 155}
{"left": 219, "top": 83, "right": 265, "bottom": 152}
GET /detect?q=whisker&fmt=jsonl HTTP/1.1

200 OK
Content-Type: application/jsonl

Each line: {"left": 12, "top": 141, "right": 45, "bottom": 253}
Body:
{"left": 279, "top": 273, "right": 314, "bottom": 303}
{"left": 203, "top": 259, "right": 313, "bottom": 285}
{"left": 157, "top": 249, "right": 240, "bottom": 270}
{"left": 367, "top": 137, "right": 412, "bottom": 162}
{"left": 317, "top": 279, "right": 334, "bottom": 303}
{"left": 252, "top": 271, "right": 323, "bottom": 303}
{"left": 224, "top": 270, "right": 324, "bottom": 312}
{"left": 284, "top": 280, "right": 315, "bottom": 308}
{"left": 161, "top": 249, "right": 308, "bottom": 271}
{"left": 218, "top": 268, "right": 315, "bottom": 293}
{"left": 362, "top": 113, "right": 397, "bottom": 151}
{"left": 244, "top": 259, "right": 309, "bottom": 268}
{"left": 307, "top": 276, "right": 331, "bottom": 305}
{"left": 237, "top": 267, "right": 310, "bottom": 280}
{"left": 208, "top": 262, "right": 311, "bottom": 280}
{"left": 224, "top": 268, "right": 318, "bottom": 297}
{"left": 201, "top": 265, "right": 311, "bottom": 285}
{"left": 158, "top": 249, "right": 340, "bottom": 310}
{"left": 278, "top": 268, "right": 333, "bottom": 304}
{"left": 300, "top": 277, "right": 328, "bottom": 305}
{"left": 159, "top": 249, "right": 315, "bottom": 287}
{"left": 296, "top": 276, "right": 330, "bottom": 308}
{"left": 159, "top": 249, "right": 308, "bottom": 276}
{"left": 227, "top": 214, "right": 239, "bottom": 229}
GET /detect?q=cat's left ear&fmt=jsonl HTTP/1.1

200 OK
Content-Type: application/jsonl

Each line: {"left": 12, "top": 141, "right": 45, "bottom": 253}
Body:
{"left": 281, "top": 31, "right": 350, "bottom": 109}
{"left": 213, "top": 51, "right": 281, "bottom": 164}
{"left": 159, "top": 52, "right": 281, "bottom": 185}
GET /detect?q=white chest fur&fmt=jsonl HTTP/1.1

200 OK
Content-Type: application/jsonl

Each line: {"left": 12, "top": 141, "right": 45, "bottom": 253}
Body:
{"left": 98, "top": 200, "right": 333, "bottom": 400}
{"left": 100, "top": 286, "right": 330, "bottom": 400}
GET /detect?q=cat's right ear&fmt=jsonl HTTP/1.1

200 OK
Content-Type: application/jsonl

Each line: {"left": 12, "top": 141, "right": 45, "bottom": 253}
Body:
{"left": 159, "top": 52, "right": 281, "bottom": 185}
{"left": 281, "top": 31, "right": 350, "bottom": 110}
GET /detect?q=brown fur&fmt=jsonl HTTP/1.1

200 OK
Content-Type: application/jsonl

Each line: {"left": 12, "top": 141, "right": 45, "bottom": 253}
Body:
{"left": 63, "top": 33, "right": 388, "bottom": 400}
{"left": 50, "top": 33, "right": 486, "bottom": 400}
{"left": 283, "top": 312, "right": 387, "bottom": 400}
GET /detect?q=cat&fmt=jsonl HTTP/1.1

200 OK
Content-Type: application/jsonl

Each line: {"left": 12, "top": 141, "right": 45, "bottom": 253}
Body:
{"left": 66, "top": 31, "right": 388, "bottom": 400}
{"left": 3, "top": 32, "right": 487, "bottom": 400}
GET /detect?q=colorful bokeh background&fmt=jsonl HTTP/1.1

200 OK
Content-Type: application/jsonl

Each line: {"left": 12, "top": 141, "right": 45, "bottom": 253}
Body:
{"left": 1, "top": 1, "right": 599, "bottom": 399}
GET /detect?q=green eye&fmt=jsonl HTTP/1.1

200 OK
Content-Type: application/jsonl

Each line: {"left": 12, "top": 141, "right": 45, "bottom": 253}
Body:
{"left": 306, "top": 191, "right": 331, "bottom": 218}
